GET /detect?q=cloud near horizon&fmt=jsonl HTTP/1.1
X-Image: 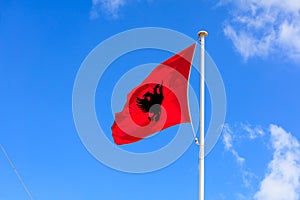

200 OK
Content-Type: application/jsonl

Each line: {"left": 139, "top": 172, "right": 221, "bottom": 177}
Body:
{"left": 221, "top": 0, "right": 300, "bottom": 62}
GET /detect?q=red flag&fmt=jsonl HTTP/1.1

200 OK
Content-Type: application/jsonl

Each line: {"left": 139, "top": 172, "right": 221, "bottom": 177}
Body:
{"left": 111, "top": 44, "right": 196, "bottom": 145}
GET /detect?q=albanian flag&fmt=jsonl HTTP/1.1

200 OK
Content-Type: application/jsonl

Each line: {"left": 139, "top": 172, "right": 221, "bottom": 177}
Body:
{"left": 111, "top": 44, "right": 196, "bottom": 145}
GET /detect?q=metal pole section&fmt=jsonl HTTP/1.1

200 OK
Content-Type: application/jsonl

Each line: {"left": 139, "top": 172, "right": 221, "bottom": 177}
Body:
{"left": 198, "top": 30, "right": 208, "bottom": 200}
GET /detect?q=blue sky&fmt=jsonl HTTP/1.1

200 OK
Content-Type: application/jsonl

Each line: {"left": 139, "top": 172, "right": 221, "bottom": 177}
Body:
{"left": 1, "top": 0, "right": 300, "bottom": 199}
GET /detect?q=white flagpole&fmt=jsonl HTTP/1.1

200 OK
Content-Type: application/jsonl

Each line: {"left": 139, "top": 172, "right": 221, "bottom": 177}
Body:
{"left": 198, "top": 30, "right": 208, "bottom": 200}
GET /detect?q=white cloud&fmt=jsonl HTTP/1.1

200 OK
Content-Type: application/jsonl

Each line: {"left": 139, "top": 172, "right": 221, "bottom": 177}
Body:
{"left": 222, "top": 0, "right": 300, "bottom": 62}
{"left": 222, "top": 123, "right": 300, "bottom": 198}
{"left": 222, "top": 124, "right": 260, "bottom": 188}
{"left": 222, "top": 124, "right": 245, "bottom": 165}
{"left": 254, "top": 124, "right": 300, "bottom": 200}
{"left": 240, "top": 123, "right": 265, "bottom": 139}
{"left": 236, "top": 193, "right": 248, "bottom": 200}
{"left": 90, "top": 0, "right": 127, "bottom": 19}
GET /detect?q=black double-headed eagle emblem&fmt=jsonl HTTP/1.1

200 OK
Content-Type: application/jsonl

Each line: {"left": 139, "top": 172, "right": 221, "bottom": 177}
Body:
{"left": 136, "top": 83, "right": 164, "bottom": 121}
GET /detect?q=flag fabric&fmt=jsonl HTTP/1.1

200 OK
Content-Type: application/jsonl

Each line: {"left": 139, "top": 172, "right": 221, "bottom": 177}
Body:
{"left": 111, "top": 44, "right": 196, "bottom": 145}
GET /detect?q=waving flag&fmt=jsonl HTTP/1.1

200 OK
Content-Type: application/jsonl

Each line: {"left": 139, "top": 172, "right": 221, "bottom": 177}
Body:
{"left": 111, "top": 44, "right": 196, "bottom": 145}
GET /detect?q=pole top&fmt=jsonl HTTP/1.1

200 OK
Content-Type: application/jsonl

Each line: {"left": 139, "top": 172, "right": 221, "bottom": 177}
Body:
{"left": 198, "top": 31, "right": 208, "bottom": 37}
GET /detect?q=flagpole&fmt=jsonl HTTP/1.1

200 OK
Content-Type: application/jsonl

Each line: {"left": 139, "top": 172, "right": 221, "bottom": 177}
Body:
{"left": 198, "top": 30, "right": 208, "bottom": 200}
